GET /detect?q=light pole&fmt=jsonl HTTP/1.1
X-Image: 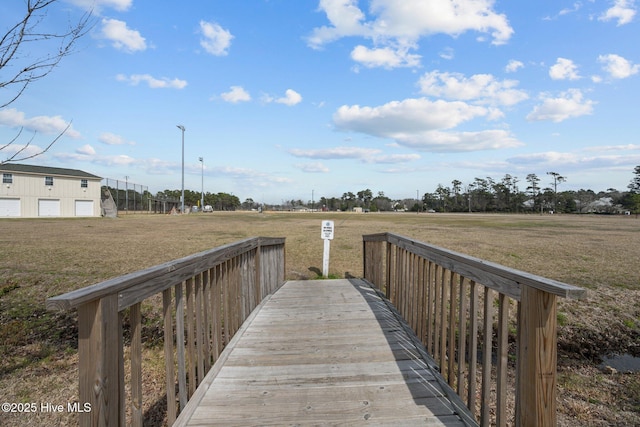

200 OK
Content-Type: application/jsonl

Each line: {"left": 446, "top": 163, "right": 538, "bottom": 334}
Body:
{"left": 199, "top": 157, "right": 204, "bottom": 209}
{"left": 176, "top": 125, "right": 185, "bottom": 213}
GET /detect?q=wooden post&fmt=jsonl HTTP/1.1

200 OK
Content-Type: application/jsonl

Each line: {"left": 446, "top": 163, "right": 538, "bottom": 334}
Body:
{"left": 77, "top": 295, "right": 120, "bottom": 427}
{"left": 518, "top": 285, "right": 558, "bottom": 427}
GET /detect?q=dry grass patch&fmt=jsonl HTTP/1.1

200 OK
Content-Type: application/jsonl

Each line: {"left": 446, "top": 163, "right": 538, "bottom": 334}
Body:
{"left": 0, "top": 212, "right": 638, "bottom": 425}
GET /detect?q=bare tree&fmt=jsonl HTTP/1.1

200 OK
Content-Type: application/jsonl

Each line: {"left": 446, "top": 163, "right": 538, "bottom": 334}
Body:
{"left": 1, "top": 0, "right": 93, "bottom": 164}
{"left": 547, "top": 171, "right": 566, "bottom": 212}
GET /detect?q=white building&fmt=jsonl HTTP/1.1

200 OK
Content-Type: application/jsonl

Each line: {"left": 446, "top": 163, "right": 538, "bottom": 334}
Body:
{"left": 0, "top": 163, "right": 102, "bottom": 218}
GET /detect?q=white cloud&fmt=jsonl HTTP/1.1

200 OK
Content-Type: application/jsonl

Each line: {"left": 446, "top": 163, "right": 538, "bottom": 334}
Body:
{"left": 307, "top": 0, "right": 513, "bottom": 69}
{"left": 507, "top": 149, "right": 640, "bottom": 171}
{"left": 372, "top": 153, "right": 421, "bottom": 163}
{"left": 307, "top": 0, "right": 367, "bottom": 48}
{"left": 77, "top": 144, "right": 96, "bottom": 155}
{"left": 393, "top": 129, "right": 523, "bottom": 153}
{"left": 439, "top": 47, "right": 455, "bottom": 60}
{"left": 0, "top": 108, "right": 81, "bottom": 138}
{"left": 1, "top": 143, "right": 49, "bottom": 161}
{"left": 599, "top": 0, "right": 636, "bottom": 26}
{"left": 418, "top": 70, "right": 528, "bottom": 106}
{"left": 275, "top": 89, "right": 302, "bottom": 106}
{"left": 55, "top": 151, "right": 136, "bottom": 166}
{"left": 308, "top": 0, "right": 513, "bottom": 49}
{"left": 333, "top": 98, "right": 488, "bottom": 137}
{"left": 99, "top": 154, "right": 136, "bottom": 166}
{"left": 350, "top": 45, "right": 421, "bottom": 69}
{"left": 334, "top": 98, "right": 489, "bottom": 134}
{"left": 199, "top": 21, "right": 233, "bottom": 56}
{"left": 98, "top": 132, "right": 135, "bottom": 145}
{"left": 584, "top": 144, "right": 640, "bottom": 151}
{"left": 289, "top": 146, "right": 381, "bottom": 160}
{"left": 66, "top": 0, "right": 132, "bottom": 13}
{"left": 295, "top": 162, "right": 331, "bottom": 173}
{"left": 549, "top": 58, "right": 581, "bottom": 80}
{"left": 559, "top": 3, "right": 583, "bottom": 16}
{"left": 212, "top": 165, "right": 294, "bottom": 188}
{"left": 507, "top": 151, "right": 581, "bottom": 166}
{"left": 100, "top": 18, "right": 146, "bottom": 53}
{"left": 289, "top": 146, "right": 420, "bottom": 164}
{"left": 116, "top": 74, "right": 187, "bottom": 89}
{"left": 220, "top": 86, "right": 252, "bottom": 103}
{"left": 331, "top": 98, "right": 522, "bottom": 152}
{"left": 505, "top": 59, "right": 524, "bottom": 73}
{"left": 598, "top": 54, "right": 639, "bottom": 79}
{"left": 526, "top": 89, "right": 595, "bottom": 122}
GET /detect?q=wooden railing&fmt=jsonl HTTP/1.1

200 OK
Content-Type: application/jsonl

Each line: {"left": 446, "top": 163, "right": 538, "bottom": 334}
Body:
{"left": 46, "top": 237, "right": 285, "bottom": 427}
{"left": 363, "top": 232, "right": 585, "bottom": 427}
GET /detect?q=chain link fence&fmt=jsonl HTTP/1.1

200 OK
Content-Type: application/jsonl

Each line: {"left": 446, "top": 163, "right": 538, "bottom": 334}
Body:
{"left": 101, "top": 178, "right": 180, "bottom": 214}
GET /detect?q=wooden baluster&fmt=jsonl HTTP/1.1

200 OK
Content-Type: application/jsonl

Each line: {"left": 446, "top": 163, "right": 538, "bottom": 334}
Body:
{"left": 130, "top": 303, "right": 143, "bottom": 427}
{"left": 223, "top": 261, "right": 230, "bottom": 346}
{"left": 176, "top": 282, "right": 187, "bottom": 412}
{"left": 468, "top": 280, "right": 478, "bottom": 417}
{"left": 426, "top": 261, "right": 434, "bottom": 355}
{"left": 162, "top": 289, "right": 177, "bottom": 425}
{"left": 448, "top": 271, "right": 457, "bottom": 387}
{"left": 417, "top": 257, "right": 426, "bottom": 346}
{"left": 205, "top": 269, "right": 213, "bottom": 372}
{"left": 439, "top": 268, "right": 448, "bottom": 377}
{"left": 186, "top": 277, "right": 195, "bottom": 397}
{"left": 433, "top": 264, "right": 441, "bottom": 368}
{"left": 195, "top": 273, "right": 204, "bottom": 386}
{"left": 497, "top": 293, "right": 509, "bottom": 427}
{"left": 457, "top": 276, "right": 468, "bottom": 398}
{"left": 213, "top": 265, "right": 222, "bottom": 359}
{"left": 481, "top": 287, "right": 493, "bottom": 427}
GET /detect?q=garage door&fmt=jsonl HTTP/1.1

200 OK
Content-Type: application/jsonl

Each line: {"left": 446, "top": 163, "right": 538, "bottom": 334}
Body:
{"left": 0, "top": 198, "right": 20, "bottom": 217}
{"left": 38, "top": 199, "right": 60, "bottom": 217}
{"left": 75, "top": 200, "right": 94, "bottom": 217}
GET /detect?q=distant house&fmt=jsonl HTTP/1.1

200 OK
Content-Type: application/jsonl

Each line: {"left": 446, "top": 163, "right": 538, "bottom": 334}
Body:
{"left": 0, "top": 163, "right": 102, "bottom": 218}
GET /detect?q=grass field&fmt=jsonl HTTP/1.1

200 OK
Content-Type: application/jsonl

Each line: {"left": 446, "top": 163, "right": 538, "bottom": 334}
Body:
{"left": 0, "top": 211, "right": 638, "bottom": 426}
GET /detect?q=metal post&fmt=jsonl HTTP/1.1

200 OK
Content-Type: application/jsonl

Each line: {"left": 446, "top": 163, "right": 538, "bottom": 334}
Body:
{"left": 177, "top": 125, "right": 186, "bottom": 214}
{"left": 199, "top": 157, "right": 204, "bottom": 209}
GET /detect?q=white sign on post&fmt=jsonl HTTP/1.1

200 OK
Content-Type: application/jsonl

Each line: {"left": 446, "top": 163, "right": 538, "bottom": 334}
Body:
{"left": 321, "top": 220, "right": 334, "bottom": 277}
{"left": 321, "top": 220, "right": 334, "bottom": 240}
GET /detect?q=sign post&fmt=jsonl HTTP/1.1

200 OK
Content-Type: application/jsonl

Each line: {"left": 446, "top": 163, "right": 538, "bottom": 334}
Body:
{"left": 321, "top": 220, "right": 334, "bottom": 277}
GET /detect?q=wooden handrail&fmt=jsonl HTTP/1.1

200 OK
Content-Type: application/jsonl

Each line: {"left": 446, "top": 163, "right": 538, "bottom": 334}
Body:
{"left": 363, "top": 232, "right": 585, "bottom": 427}
{"left": 47, "top": 237, "right": 285, "bottom": 427}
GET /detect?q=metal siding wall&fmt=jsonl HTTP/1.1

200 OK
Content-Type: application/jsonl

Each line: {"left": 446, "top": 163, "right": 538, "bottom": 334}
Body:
{"left": 0, "top": 172, "right": 101, "bottom": 217}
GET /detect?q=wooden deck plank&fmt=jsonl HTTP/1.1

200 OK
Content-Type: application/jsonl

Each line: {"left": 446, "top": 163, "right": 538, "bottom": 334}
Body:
{"left": 175, "top": 279, "right": 473, "bottom": 426}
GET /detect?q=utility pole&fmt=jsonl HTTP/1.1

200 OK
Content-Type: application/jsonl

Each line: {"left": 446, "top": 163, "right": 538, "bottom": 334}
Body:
{"left": 177, "top": 125, "right": 186, "bottom": 213}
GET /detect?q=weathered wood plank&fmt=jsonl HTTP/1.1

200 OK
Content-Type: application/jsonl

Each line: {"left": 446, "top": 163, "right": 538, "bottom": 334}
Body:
{"left": 364, "top": 232, "right": 586, "bottom": 300}
{"left": 78, "top": 295, "right": 120, "bottom": 427}
{"left": 46, "top": 237, "right": 285, "bottom": 312}
{"left": 174, "top": 279, "right": 472, "bottom": 427}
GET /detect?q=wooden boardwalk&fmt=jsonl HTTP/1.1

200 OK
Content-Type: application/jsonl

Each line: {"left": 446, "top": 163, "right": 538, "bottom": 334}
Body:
{"left": 175, "top": 279, "right": 475, "bottom": 426}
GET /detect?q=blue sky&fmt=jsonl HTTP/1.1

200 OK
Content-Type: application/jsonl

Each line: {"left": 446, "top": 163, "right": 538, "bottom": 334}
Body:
{"left": 1, "top": 0, "right": 639, "bottom": 204}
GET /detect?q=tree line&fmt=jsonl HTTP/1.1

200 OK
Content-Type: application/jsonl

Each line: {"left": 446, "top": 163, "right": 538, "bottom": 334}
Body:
{"left": 155, "top": 189, "right": 241, "bottom": 211}
{"left": 278, "top": 168, "right": 640, "bottom": 214}
{"left": 117, "top": 166, "right": 640, "bottom": 214}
